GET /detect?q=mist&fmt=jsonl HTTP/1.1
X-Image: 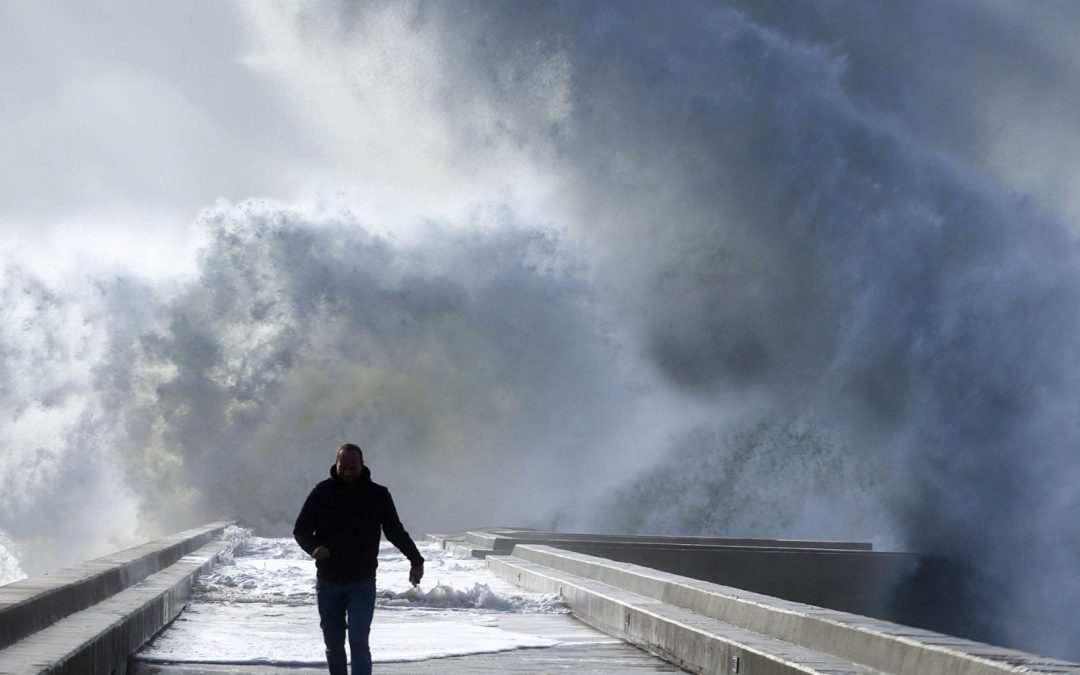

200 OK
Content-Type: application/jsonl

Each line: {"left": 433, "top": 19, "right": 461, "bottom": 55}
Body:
{"left": 3, "top": 0, "right": 1080, "bottom": 660}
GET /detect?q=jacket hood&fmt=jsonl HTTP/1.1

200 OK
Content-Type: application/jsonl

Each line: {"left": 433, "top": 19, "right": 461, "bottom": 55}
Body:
{"left": 330, "top": 463, "right": 372, "bottom": 483}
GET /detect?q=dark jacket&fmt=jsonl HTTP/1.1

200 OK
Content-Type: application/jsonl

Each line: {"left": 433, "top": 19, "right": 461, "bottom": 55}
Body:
{"left": 293, "top": 464, "right": 424, "bottom": 581}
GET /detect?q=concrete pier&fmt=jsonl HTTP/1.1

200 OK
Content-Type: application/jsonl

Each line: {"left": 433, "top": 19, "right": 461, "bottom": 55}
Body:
{"left": 5, "top": 524, "right": 1080, "bottom": 674}
{"left": 129, "top": 613, "right": 687, "bottom": 674}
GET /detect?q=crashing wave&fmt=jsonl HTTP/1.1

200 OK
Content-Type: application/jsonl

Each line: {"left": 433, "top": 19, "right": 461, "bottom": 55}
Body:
{"left": 378, "top": 582, "right": 565, "bottom": 613}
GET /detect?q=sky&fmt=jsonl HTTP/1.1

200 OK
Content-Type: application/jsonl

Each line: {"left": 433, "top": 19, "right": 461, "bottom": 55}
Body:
{"left": 3, "top": 0, "right": 1080, "bottom": 660}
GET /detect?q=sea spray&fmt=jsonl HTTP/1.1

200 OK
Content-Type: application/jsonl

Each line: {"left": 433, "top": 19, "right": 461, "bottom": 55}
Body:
{"left": 0, "top": 528, "right": 25, "bottom": 586}
{"left": 2, "top": 1, "right": 1080, "bottom": 660}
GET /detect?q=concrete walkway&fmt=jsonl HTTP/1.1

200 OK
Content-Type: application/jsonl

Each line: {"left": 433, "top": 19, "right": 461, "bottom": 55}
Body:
{"left": 129, "top": 612, "right": 687, "bottom": 674}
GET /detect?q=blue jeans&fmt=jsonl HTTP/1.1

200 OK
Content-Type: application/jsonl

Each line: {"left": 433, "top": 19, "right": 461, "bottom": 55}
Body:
{"left": 316, "top": 577, "right": 377, "bottom": 675}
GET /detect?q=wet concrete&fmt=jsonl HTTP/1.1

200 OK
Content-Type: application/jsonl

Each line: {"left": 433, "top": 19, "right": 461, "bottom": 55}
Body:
{"left": 128, "top": 612, "right": 687, "bottom": 674}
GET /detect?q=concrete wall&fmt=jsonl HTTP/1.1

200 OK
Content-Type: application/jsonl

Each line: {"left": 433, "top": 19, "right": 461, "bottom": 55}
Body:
{"left": 0, "top": 522, "right": 230, "bottom": 675}
{"left": 551, "top": 542, "right": 915, "bottom": 617}
{"left": 438, "top": 529, "right": 987, "bottom": 643}
{"left": 0, "top": 521, "right": 230, "bottom": 650}
{"left": 537, "top": 541, "right": 989, "bottom": 643}
{"left": 489, "top": 543, "right": 1080, "bottom": 675}
{"left": 462, "top": 530, "right": 872, "bottom": 554}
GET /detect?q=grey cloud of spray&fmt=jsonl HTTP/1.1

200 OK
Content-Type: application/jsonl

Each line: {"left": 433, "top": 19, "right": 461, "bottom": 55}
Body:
{"left": 0, "top": 267, "right": 147, "bottom": 578}
{"left": 0, "top": 200, "right": 643, "bottom": 579}
{"left": 97, "top": 202, "right": 637, "bottom": 536}
{"left": 2, "top": 0, "right": 1080, "bottom": 660}
{"left": 372, "top": 0, "right": 1080, "bottom": 657}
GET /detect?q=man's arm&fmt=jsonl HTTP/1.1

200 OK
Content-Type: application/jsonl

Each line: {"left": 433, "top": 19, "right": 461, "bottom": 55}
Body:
{"left": 293, "top": 488, "right": 322, "bottom": 556}
{"left": 380, "top": 489, "right": 425, "bottom": 578}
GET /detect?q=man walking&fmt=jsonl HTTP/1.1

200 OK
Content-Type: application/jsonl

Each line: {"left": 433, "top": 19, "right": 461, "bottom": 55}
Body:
{"left": 294, "top": 443, "right": 425, "bottom": 675}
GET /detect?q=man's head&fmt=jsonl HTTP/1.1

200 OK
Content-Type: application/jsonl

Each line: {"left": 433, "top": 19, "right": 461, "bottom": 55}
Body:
{"left": 335, "top": 443, "right": 364, "bottom": 484}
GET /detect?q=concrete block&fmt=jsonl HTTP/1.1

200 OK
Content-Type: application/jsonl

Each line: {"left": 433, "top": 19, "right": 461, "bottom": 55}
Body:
{"left": 446, "top": 541, "right": 495, "bottom": 559}
{"left": 424, "top": 533, "right": 464, "bottom": 549}
{"left": 463, "top": 531, "right": 517, "bottom": 552}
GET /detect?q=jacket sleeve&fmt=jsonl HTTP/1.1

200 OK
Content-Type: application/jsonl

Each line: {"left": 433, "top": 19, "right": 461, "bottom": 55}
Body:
{"left": 380, "top": 489, "right": 424, "bottom": 566}
{"left": 293, "top": 487, "right": 321, "bottom": 556}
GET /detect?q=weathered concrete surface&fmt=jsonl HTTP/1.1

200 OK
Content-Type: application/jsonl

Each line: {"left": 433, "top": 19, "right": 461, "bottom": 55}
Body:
{"left": 0, "top": 540, "right": 226, "bottom": 675}
{"left": 129, "top": 613, "right": 688, "bottom": 674}
{"left": 467, "top": 530, "right": 873, "bottom": 552}
{"left": 490, "top": 545, "right": 1080, "bottom": 675}
{"left": 490, "top": 554, "right": 877, "bottom": 675}
{"left": 450, "top": 530, "right": 872, "bottom": 560}
{"left": 446, "top": 530, "right": 919, "bottom": 626}
{"left": 14, "top": 526, "right": 1080, "bottom": 675}
{"left": 543, "top": 541, "right": 917, "bottom": 618}
{"left": 449, "top": 529, "right": 984, "bottom": 640}
{"left": 0, "top": 521, "right": 231, "bottom": 650}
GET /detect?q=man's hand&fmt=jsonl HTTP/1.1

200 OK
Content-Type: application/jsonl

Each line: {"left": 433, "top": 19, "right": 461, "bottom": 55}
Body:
{"left": 312, "top": 546, "right": 330, "bottom": 561}
{"left": 409, "top": 561, "right": 424, "bottom": 587}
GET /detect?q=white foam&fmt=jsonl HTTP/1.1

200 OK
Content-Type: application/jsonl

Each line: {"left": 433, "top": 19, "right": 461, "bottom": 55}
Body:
{"left": 135, "top": 531, "right": 566, "bottom": 665}
{"left": 193, "top": 533, "right": 565, "bottom": 612}
{"left": 135, "top": 603, "right": 557, "bottom": 665}
{"left": 378, "top": 581, "right": 564, "bottom": 612}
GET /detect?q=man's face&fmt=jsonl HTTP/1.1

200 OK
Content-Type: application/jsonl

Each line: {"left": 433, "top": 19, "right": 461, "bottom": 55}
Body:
{"left": 336, "top": 451, "right": 364, "bottom": 484}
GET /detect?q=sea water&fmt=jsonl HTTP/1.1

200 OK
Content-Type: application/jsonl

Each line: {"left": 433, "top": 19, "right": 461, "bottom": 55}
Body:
{"left": 133, "top": 527, "right": 567, "bottom": 666}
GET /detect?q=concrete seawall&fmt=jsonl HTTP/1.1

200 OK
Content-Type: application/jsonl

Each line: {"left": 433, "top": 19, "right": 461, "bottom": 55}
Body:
{"left": 445, "top": 529, "right": 1080, "bottom": 675}
{"left": 449, "top": 529, "right": 873, "bottom": 554}
{"left": 0, "top": 521, "right": 230, "bottom": 675}
{"left": 437, "top": 529, "right": 985, "bottom": 641}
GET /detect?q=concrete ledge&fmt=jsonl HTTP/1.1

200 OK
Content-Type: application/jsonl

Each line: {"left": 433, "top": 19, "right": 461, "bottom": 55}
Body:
{"left": 540, "top": 541, "right": 920, "bottom": 618}
{"left": 424, "top": 533, "right": 465, "bottom": 548}
{"left": 455, "top": 528, "right": 878, "bottom": 570}
{"left": 0, "top": 540, "right": 225, "bottom": 675}
{"left": 466, "top": 530, "right": 873, "bottom": 551}
{"left": 495, "top": 545, "right": 1080, "bottom": 675}
{"left": 0, "top": 521, "right": 231, "bottom": 650}
{"left": 489, "top": 554, "right": 878, "bottom": 674}
{"left": 446, "top": 541, "right": 495, "bottom": 559}
{"left": 456, "top": 529, "right": 907, "bottom": 618}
